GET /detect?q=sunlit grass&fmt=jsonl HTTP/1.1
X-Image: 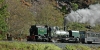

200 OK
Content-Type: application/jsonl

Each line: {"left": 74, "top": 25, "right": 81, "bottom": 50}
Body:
{"left": 0, "top": 41, "right": 62, "bottom": 50}
{"left": 0, "top": 41, "right": 100, "bottom": 50}
{"left": 63, "top": 44, "right": 100, "bottom": 50}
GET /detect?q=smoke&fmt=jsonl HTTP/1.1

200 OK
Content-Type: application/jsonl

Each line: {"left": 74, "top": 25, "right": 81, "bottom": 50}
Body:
{"left": 65, "top": 4, "right": 100, "bottom": 26}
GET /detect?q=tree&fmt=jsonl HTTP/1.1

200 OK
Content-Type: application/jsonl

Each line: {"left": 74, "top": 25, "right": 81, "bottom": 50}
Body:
{"left": 0, "top": 0, "right": 8, "bottom": 33}
{"left": 33, "top": 0, "right": 63, "bottom": 26}
{"left": 71, "top": 3, "right": 78, "bottom": 11}
{"left": 6, "top": 0, "right": 35, "bottom": 38}
{"left": 67, "top": 22, "right": 87, "bottom": 31}
{"left": 0, "top": 0, "right": 9, "bottom": 40}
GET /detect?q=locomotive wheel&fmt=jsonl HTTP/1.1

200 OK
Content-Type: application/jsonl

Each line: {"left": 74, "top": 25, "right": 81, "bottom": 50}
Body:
{"left": 51, "top": 39, "right": 57, "bottom": 43}
{"left": 87, "top": 41, "right": 92, "bottom": 44}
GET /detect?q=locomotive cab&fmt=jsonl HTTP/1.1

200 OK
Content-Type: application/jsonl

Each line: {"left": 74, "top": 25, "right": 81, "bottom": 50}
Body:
{"left": 27, "top": 25, "right": 51, "bottom": 42}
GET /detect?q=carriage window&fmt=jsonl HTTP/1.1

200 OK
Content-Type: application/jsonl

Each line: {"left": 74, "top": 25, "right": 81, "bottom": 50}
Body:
{"left": 91, "top": 33, "right": 95, "bottom": 37}
{"left": 86, "top": 32, "right": 100, "bottom": 37}
{"left": 95, "top": 34, "right": 98, "bottom": 37}
{"left": 86, "top": 33, "right": 91, "bottom": 37}
{"left": 80, "top": 34, "right": 85, "bottom": 38}
{"left": 90, "top": 33, "right": 100, "bottom": 37}
{"left": 86, "top": 33, "right": 95, "bottom": 37}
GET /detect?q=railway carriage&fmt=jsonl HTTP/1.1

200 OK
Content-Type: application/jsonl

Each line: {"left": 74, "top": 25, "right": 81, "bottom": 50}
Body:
{"left": 85, "top": 31, "right": 100, "bottom": 43}
{"left": 67, "top": 30, "right": 100, "bottom": 43}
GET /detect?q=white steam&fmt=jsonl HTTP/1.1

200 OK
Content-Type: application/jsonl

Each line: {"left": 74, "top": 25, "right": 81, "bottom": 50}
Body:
{"left": 65, "top": 4, "right": 100, "bottom": 26}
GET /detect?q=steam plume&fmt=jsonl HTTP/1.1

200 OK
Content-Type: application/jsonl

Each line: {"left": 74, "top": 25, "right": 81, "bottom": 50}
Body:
{"left": 65, "top": 4, "right": 100, "bottom": 26}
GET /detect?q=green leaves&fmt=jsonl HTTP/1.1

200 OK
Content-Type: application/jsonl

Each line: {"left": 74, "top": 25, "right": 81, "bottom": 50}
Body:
{"left": 71, "top": 3, "right": 78, "bottom": 11}
{"left": 0, "top": 0, "right": 4, "bottom": 4}
{"left": 0, "top": 0, "right": 9, "bottom": 40}
{"left": 0, "top": 0, "right": 8, "bottom": 32}
{"left": 61, "top": 5, "right": 68, "bottom": 14}
{"left": 67, "top": 22, "right": 87, "bottom": 30}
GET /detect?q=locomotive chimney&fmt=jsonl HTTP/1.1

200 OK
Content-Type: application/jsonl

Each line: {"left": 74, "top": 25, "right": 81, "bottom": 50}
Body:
{"left": 64, "top": 16, "right": 67, "bottom": 31}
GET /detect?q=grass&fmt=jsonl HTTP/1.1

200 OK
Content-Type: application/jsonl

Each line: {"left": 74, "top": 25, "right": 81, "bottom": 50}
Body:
{"left": 0, "top": 41, "right": 62, "bottom": 50}
{"left": 63, "top": 44, "right": 100, "bottom": 50}
{"left": 0, "top": 41, "right": 100, "bottom": 50}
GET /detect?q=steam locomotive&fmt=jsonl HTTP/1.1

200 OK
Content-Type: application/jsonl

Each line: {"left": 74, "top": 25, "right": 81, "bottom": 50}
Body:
{"left": 27, "top": 25, "right": 69, "bottom": 42}
{"left": 27, "top": 25, "right": 100, "bottom": 43}
{"left": 27, "top": 25, "right": 52, "bottom": 42}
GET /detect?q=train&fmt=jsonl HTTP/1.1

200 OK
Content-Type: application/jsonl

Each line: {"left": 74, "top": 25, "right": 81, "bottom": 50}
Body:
{"left": 27, "top": 25, "right": 100, "bottom": 43}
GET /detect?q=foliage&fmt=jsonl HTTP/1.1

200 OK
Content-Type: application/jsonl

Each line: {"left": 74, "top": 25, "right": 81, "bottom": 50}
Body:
{"left": 0, "top": 0, "right": 9, "bottom": 40}
{"left": 0, "top": 0, "right": 8, "bottom": 32}
{"left": 71, "top": 3, "right": 78, "bottom": 11}
{"left": 64, "top": 45, "right": 77, "bottom": 50}
{"left": 60, "top": 5, "right": 68, "bottom": 14}
{"left": 60, "top": 2, "right": 78, "bottom": 14}
{"left": 34, "top": 0, "right": 63, "bottom": 26}
{"left": 97, "top": 47, "right": 100, "bottom": 50}
{"left": 74, "top": 45, "right": 91, "bottom": 50}
{"left": 67, "top": 22, "right": 87, "bottom": 31}
{"left": 6, "top": 0, "right": 64, "bottom": 38}
{"left": 4, "top": 0, "right": 100, "bottom": 39}
{"left": 67, "top": 22, "right": 100, "bottom": 32}
{"left": 64, "top": 44, "right": 91, "bottom": 50}
{"left": 92, "top": 24, "right": 100, "bottom": 32}
{"left": 0, "top": 41, "right": 62, "bottom": 50}
{"left": 1, "top": 41, "right": 100, "bottom": 50}
{"left": 56, "top": 0, "right": 100, "bottom": 14}
{"left": 6, "top": 0, "right": 35, "bottom": 37}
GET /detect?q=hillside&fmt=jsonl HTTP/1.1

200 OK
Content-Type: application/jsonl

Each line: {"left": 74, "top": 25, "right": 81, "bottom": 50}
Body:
{"left": 5, "top": 0, "right": 64, "bottom": 38}
{"left": 0, "top": 0, "right": 100, "bottom": 39}
{"left": 6, "top": 0, "right": 36, "bottom": 38}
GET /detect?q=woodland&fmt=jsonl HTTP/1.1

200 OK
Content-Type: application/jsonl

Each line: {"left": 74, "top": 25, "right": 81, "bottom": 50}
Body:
{"left": 0, "top": 0, "right": 100, "bottom": 39}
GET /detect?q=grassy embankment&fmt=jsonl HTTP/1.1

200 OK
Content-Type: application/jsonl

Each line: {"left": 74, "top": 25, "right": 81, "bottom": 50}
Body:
{"left": 0, "top": 41, "right": 100, "bottom": 50}
{"left": 0, "top": 41, "right": 61, "bottom": 50}
{"left": 64, "top": 44, "right": 100, "bottom": 50}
